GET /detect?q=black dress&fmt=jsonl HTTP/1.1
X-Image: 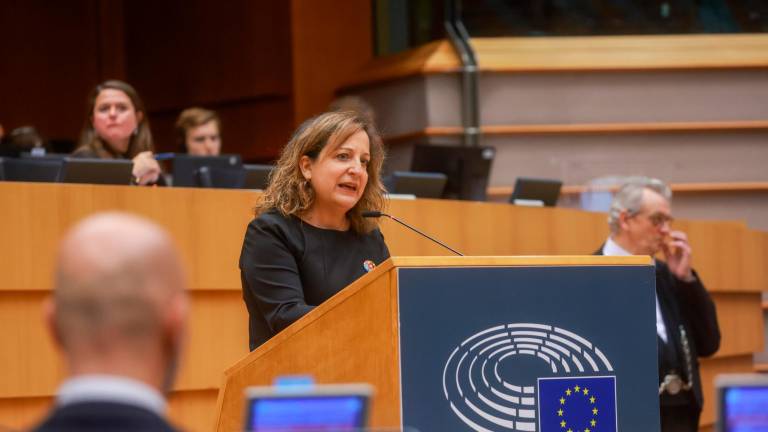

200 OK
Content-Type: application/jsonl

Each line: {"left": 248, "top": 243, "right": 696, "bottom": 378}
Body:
{"left": 239, "top": 209, "right": 390, "bottom": 350}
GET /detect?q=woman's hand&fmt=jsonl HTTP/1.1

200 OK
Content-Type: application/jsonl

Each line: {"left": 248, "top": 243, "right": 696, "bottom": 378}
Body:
{"left": 132, "top": 151, "right": 161, "bottom": 185}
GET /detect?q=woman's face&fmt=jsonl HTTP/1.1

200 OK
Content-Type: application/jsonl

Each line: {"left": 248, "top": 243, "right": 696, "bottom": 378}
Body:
{"left": 92, "top": 88, "right": 141, "bottom": 154}
{"left": 301, "top": 129, "right": 371, "bottom": 216}
{"left": 186, "top": 120, "right": 221, "bottom": 156}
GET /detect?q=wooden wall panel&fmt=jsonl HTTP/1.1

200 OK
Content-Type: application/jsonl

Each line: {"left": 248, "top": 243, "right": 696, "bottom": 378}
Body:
{"left": 123, "top": 0, "right": 294, "bottom": 161}
{"left": 0, "top": 1, "right": 102, "bottom": 141}
{"left": 699, "top": 355, "right": 757, "bottom": 428}
{"left": 124, "top": 1, "right": 292, "bottom": 110}
{"left": 710, "top": 293, "right": 765, "bottom": 357}
{"left": 290, "top": 0, "right": 374, "bottom": 124}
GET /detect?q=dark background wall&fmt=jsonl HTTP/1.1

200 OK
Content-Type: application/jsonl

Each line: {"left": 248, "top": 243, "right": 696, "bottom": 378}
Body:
{"left": 0, "top": 0, "right": 372, "bottom": 162}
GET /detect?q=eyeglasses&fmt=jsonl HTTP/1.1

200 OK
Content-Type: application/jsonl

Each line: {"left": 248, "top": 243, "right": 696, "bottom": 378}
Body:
{"left": 629, "top": 211, "right": 674, "bottom": 227}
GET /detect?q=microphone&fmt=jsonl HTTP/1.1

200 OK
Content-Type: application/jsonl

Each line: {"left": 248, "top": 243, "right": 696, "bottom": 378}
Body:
{"left": 362, "top": 211, "right": 464, "bottom": 256}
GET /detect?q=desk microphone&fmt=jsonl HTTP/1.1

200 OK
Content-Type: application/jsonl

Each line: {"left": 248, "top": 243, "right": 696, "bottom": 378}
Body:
{"left": 362, "top": 211, "right": 464, "bottom": 256}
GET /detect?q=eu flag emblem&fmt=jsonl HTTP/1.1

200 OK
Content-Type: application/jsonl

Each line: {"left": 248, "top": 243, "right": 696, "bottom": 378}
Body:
{"left": 538, "top": 376, "right": 617, "bottom": 432}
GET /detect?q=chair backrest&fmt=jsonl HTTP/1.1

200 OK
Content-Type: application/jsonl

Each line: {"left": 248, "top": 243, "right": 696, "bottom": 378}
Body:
{"left": 59, "top": 158, "right": 134, "bottom": 185}
{"left": 384, "top": 171, "right": 447, "bottom": 198}
{"left": 0, "top": 157, "right": 63, "bottom": 182}
{"left": 510, "top": 177, "right": 563, "bottom": 207}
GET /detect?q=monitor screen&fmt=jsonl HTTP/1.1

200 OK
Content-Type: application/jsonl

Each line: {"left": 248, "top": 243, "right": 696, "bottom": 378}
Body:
{"left": 60, "top": 158, "right": 133, "bottom": 185}
{"left": 717, "top": 374, "right": 768, "bottom": 432}
{"left": 172, "top": 154, "right": 242, "bottom": 187}
{"left": 384, "top": 171, "right": 447, "bottom": 199}
{"left": 0, "top": 157, "right": 63, "bottom": 182}
{"left": 410, "top": 144, "right": 495, "bottom": 201}
{"left": 244, "top": 384, "right": 371, "bottom": 432}
{"left": 510, "top": 177, "right": 563, "bottom": 207}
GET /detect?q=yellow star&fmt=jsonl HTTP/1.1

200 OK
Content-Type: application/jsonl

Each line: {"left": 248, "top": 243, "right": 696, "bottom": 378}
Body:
{"left": 590, "top": 396, "right": 596, "bottom": 404}
{"left": 583, "top": 388, "right": 589, "bottom": 395}
{"left": 560, "top": 420, "right": 566, "bottom": 428}
{"left": 565, "top": 389, "right": 572, "bottom": 396}
{"left": 574, "top": 385, "right": 581, "bottom": 392}
{"left": 585, "top": 429, "right": 591, "bottom": 432}
{"left": 567, "top": 429, "right": 573, "bottom": 432}
{"left": 591, "top": 419, "right": 597, "bottom": 427}
{"left": 560, "top": 397, "right": 566, "bottom": 405}
{"left": 557, "top": 409, "right": 563, "bottom": 416}
{"left": 592, "top": 407, "right": 599, "bottom": 415}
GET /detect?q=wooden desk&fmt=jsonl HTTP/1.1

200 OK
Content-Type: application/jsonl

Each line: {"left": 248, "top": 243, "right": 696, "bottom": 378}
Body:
{"left": 0, "top": 183, "right": 764, "bottom": 431}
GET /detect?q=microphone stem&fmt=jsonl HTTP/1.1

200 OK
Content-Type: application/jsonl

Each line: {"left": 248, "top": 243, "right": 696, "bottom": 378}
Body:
{"left": 385, "top": 214, "right": 464, "bottom": 256}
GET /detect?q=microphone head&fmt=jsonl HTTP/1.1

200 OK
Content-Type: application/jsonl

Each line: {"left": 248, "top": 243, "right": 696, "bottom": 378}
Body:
{"left": 361, "top": 211, "right": 382, "bottom": 218}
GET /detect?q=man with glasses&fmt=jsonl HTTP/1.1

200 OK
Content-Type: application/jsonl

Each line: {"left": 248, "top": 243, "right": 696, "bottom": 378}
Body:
{"left": 596, "top": 177, "right": 720, "bottom": 432}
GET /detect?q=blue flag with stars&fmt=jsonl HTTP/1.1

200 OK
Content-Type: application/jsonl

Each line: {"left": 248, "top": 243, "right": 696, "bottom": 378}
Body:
{"left": 538, "top": 376, "right": 617, "bottom": 432}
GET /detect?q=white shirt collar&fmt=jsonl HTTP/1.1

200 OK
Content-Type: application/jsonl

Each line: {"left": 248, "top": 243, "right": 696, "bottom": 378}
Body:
{"left": 56, "top": 374, "right": 166, "bottom": 416}
{"left": 602, "top": 236, "right": 633, "bottom": 257}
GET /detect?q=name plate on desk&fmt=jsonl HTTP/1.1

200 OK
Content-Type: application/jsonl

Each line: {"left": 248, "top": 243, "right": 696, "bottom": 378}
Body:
{"left": 397, "top": 265, "right": 658, "bottom": 432}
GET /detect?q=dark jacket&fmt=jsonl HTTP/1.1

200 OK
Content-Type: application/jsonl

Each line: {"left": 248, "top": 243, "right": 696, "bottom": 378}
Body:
{"left": 32, "top": 401, "right": 178, "bottom": 432}
{"left": 595, "top": 246, "right": 720, "bottom": 415}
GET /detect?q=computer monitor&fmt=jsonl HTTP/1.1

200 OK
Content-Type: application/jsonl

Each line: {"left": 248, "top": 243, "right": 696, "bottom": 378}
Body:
{"left": 194, "top": 164, "right": 274, "bottom": 189}
{"left": 384, "top": 171, "right": 447, "bottom": 199}
{"left": 59, "top": 158, "right": 134, "bottom": 185}
{"left": 244, "top": 384, "right": 372, "bottom": 432}
{"left": 510, "top": 177, "right": 563, "bottom": 207}
{"left": 173, "top": 154, "right": 242, "bottom": 187}
{"left": 410, "top": 144, "right": 495, "bottom": 201}
{"left": 0, "top": 157, "right": 63, "bottom": 182}
{"left": 716, "top": 374, "right": 768, "bottom": 432}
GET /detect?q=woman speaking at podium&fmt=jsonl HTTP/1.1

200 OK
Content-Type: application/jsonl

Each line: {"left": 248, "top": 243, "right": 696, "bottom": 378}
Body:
{"left": 239, "top": 111, "right": 390, "bottom": 350}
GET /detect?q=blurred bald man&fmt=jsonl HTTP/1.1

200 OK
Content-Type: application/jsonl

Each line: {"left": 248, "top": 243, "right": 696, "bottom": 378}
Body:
{"left": 33, "top": 212, "right": 188, "bottom": 432}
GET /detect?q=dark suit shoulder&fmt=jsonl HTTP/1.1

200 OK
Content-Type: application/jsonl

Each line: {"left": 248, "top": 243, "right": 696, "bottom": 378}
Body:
{"left": 32, "top": 402, "right": 177, "bottom": 432}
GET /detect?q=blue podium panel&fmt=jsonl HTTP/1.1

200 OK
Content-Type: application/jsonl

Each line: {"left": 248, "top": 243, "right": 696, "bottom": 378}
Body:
{"left": 397, "top": 265, "right": 658, "bottom": 432}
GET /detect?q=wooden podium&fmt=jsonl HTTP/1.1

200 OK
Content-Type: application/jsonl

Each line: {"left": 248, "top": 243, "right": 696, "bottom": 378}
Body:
{"left": 215, "top": 255, "right": 656, "bottom": 432}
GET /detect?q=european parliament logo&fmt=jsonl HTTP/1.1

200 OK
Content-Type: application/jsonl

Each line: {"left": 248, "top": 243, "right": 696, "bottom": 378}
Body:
{"left": 442, "top": 323, "right": 618, "bottom": 432}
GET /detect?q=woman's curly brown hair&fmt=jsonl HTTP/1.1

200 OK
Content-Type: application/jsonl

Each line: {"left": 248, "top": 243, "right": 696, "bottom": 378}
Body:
{"left": 256, "top": 111, "right": 386, "bottom": 234}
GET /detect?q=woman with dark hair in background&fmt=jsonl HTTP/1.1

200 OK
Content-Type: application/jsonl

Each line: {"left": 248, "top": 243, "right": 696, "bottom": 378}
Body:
{"left": 73, "top": 80, "right": 162, "bottom": 185}
{"left": 239, "top": 110, "right": 390, "bottom": 351}
{"left": 175, "top": 107, "right": 222, "bottom": 156}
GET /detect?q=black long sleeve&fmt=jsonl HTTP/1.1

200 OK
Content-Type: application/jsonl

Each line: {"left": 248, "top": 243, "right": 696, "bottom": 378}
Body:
{"left": 239, "top": 210, "right": 390, "bottom": 350}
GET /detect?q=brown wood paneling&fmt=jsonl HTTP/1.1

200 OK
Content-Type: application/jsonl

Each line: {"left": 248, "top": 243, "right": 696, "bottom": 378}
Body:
{"left": 699, "top": 354, "right": 757, "bottom": 428}
{"left": 0, "top": 184, "right": 764, "bottom": 431}
{"left": 0, "top": 1, "right": 102, "bottom": 141}
{"left": 121, "top": 0, "right": 295, "bottom": 160}
{"left": 124, "top": 1, "right": 292, "bottom": 110}
{"left": 290, "top": 0, "right": 374, "bottom": 124}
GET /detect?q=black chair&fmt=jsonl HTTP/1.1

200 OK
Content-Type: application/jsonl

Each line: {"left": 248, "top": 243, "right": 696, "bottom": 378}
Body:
{"left": 383, "top": 171, "right": 448, "bottom": 198}
{"left": 509, "top": 177, "right": 563, "bottom": 207}
{"left": 0, "top": 157, "right": 63, "bottom": 182}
